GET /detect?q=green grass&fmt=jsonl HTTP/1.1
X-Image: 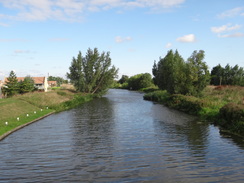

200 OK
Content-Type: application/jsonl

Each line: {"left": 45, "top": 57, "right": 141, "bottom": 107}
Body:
{"left": 0, "top": 89, "right": 94, "bottom": 137}
{"left": 144, "top": 85, "right": 244, "bottom": 136}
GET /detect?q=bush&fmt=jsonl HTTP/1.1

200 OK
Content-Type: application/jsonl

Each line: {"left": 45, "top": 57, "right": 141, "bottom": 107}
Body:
{"left": 144, "top": 90, "right": 169, "bottom": 103}
{"left": 218, "top": 103, "right": 244, "bottom": 135}
{"left": 167, "top": 94, "right": 204, "bottom": 115}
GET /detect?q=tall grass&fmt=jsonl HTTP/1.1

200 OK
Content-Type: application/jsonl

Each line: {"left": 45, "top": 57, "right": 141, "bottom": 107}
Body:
{"left": 144, "top": 85, "right": 244, "bottom": 136}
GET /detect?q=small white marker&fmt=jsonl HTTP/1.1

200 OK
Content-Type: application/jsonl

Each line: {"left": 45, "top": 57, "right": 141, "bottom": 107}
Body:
{"left": 17, "top": 117, "right": 19, "bottom": 121}
{"left": 26, "top": 114, "right": 29, "bottom": 117}
{"left": 5, "top": 122, "right": 8, "bottom": 125}
{"left": 41, "top": 109, "right": 43, "bottom": 111}
{"left": 46, "top": 107, "right": 48, "bottom": 109}
{"left": 34, "top": 111, "right": 36, "bottom": 114}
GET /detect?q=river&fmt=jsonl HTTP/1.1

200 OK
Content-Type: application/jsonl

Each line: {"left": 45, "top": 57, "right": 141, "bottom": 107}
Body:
{"left": 0, "top": 89, "right": 243, "bottom": 182}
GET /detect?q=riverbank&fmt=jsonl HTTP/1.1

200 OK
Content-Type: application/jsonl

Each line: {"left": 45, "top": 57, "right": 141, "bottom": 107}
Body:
{"left": 143, "top": 86, "right": 244, "bottom": 137}
{"left": 0, "top": 88, "right": 94, "bottom": 137}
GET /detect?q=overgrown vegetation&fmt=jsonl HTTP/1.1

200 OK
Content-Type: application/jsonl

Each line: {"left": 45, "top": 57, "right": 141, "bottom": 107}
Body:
{"left": 144, "top": 86, "right": 244, "bottom": 136}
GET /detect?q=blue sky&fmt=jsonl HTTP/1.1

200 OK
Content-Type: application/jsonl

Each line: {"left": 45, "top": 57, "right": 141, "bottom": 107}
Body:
{"left": 0, "top": 0, "right": 244, "bottom": 80}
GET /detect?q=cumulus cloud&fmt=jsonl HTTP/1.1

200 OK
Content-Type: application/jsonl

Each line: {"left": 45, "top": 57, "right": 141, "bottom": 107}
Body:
{"left": 176, "top": 34, "right": 196, "bottom": 43}
{"left": 218, "top": 32, "right": 244, "bottom": 38}
{"left": 115, "top": 36, "right": 132, "bottom": 43}
{"left": 218, "top": 7, "right": 244, "bottom": 18}
{"left": 0, "top": 0, "right": 185, "bottom": 22}
{"left": 211, "top": 23, "right": 243, "bottom": 38}
{"left": 14, "top": 50, "right": 30, "bottom": 54}
{"left": 211, "top": 24, "right": 241, "bottom": 33}
{"left": 165, "top": 42, "right": 172, "bottom": 48}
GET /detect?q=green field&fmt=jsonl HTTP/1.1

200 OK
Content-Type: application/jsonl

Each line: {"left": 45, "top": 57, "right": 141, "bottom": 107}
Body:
{"left": 0, "top": 89, "right": 93, "bottom": 137}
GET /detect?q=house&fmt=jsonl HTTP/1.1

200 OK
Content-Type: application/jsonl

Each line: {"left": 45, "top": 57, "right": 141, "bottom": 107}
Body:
{"left": 3, "top": 77, "right": 49, "bottom": 92}
{"left": 48, "top": 80, "right": 57, "bottom": 87}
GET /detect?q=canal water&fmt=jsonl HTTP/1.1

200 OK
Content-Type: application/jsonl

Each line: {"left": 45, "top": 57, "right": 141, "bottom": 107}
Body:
{"left": 0, "top": 89, "right": 243, "bottom": 182}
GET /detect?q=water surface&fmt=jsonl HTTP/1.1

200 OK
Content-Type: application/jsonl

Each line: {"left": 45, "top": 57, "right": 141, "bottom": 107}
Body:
{"left": 0, "top": 89, "right": 243, "bottom": 182}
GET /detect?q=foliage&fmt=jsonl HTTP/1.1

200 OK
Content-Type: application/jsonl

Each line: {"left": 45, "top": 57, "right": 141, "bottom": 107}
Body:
{"left": 153, "top": 50, "right": 210, "bottom": 96}
{"left": 185, "top": 50, "right": 210, "bottom": 96}
{"left": 218, "top": 103, "right": 244, "bottom": 135}
{"left": 144, "top": 86, "right": 244, "bottom": 136}
{"left": 67, "top": 48, "right": 118, "bottom": 94}
{"left": 210, "top": 64, "right": 244, "bottom": 86}
{"left": 3, "top": 70, "right": 19, "bottom": 97}
{"left": 19, "top": 76, "right": 36, "bottom": 94}
{"left": 127, "top": 73, "right": 154, "bottom": 90}
{"left": 118, "top": 75, "right": 129, "bottom": 84}
{"left": 143, "top": 90, "right": 169, "bottom": 103}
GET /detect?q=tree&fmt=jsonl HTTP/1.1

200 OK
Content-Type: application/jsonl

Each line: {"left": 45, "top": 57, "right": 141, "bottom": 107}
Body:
{"left": 67, "top": 48, "right": 118, "bottom": 94}
{"left": 19, "top": 76, "right": 35, "bottom": 94}
{"left": 185, "top": 50, "right": 210, "bottom": 96}
{"left": 210, "top": 64, "right": 244, "bottom": 86}
{"left": 153, "top": 50, "right": 210, "bottom": 96}
{"left": 153, "top": 50, "right": 186, "bottom": 94}
{"left": 3, "top": 70, "right": 19, "bottom": 97}
{"left": 210, "top": 64, "right": 224, "bottom": 85}
{"left": 127, "top": 73, "right": 153, "bottom": 90}
{"left": 118, "top": 75, "right": 129, "bottom": 84}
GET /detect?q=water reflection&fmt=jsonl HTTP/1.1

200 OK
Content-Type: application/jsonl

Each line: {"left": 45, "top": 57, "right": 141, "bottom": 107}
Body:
{"left": 0, "top": 89, "right": 243, "bottom": 182}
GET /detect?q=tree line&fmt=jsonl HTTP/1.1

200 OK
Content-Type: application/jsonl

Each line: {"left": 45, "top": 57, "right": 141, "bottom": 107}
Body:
{"left": 117, "top": 49, "right": 244, "bottom": 96}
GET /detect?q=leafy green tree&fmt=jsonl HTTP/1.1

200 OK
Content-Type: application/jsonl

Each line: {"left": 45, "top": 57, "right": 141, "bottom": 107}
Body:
{"left": 210, "top": 64, "right": 244, "bottom": 86}
{"left": 19, "top": 76, "right": 35, "bottom": 94}
{"left": 67, "top": 48, "right": 118, "bottom": 94}
{"left": 210, "top": 64, "right": 224, "bottom": 85}
{"left": 127, "top": 73, "right": 153, "bottom": 90}
{"left": 3, "top": 70, "right": 19, "bottom": 97}
{"left": 118, "top": 75, "right": 129, "bottom": 84}
{"left": 153, "top": 50, "right": 210, "bottom": 96}
{"left": 185, "top": 50, "right": 210, "bottom": 96}
{"left": 153, "top": 50, "right": 186, "bottom": 94}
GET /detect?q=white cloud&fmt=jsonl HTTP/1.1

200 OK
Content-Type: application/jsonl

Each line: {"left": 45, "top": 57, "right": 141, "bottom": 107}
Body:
{"left": 14, "top": 50, "right": 30, "bottom": 54}
{"left": 211, "top": 24, "right": 241, "bottom": 33}
{"left": 165, "top": 42, "right": 172, "bottom": 48}
{"left": 115, "top": 36, "right": 132, "bottom": 43}
{"left": 0, "top": 0, "right": 186, "bottom": 22}
{"left": 218, "top": 7, "right": 244, "bottom": 18}
{"left": 218, "top": 32, "right": 244, "bottom": 38}
{"left": 176, "top": 34, "right": 196, "bottom": 43}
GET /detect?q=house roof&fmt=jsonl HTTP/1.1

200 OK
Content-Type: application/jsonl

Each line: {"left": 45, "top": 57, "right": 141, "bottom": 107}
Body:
{"left": 48, "top": 81, "right": 57, "bottom": 85}
{"left": 3, "top": 77, "right": 46, "bottom": 84}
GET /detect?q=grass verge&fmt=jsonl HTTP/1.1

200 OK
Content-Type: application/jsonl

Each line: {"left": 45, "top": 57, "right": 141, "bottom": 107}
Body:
{"left": 0, "top": 88, "right": 94, "bottom": 137}
{"left": 144, "top": 86, "right": 244, "bottom": 137}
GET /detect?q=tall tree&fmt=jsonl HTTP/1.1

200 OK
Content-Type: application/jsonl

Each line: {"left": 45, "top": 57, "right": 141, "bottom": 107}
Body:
{"left": 210, "top": 64, "right": 224, "bottom": 85}
{"left": 19, "top": 76, "right": 35, "bottom": 94}
{"left": 67, "top": 48, "right": 118, "bottom": 94}
{"left": 3, "top": 70, "right": 19, "bottom": 97}
{"left": 153, "top": 50, "right": 210, "bottom": 96}
{"left": 153, "top": 50, "right": 186, "bottom": 94}
{"left": 185, "top": 50, "right": 210, "bottom": 96}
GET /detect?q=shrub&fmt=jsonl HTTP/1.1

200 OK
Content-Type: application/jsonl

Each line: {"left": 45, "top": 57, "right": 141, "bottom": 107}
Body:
{"left": 218, "top": 103, "right": 244, "bottom": 135}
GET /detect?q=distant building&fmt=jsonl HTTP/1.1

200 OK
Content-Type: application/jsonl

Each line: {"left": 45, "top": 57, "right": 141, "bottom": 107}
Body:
{"left": 48, "top": 80, "right": 57, "bottom": 87}
{"left": 3, "top": 77, "right": 49, "bottom": 92}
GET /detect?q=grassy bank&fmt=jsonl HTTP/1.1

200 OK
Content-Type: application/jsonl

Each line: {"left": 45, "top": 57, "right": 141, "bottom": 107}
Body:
{"left": 0, "top": 88, "right": 93, "bottom": 137}
{"left": 144, "top": 86, "right": 244, "bottom": 136}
